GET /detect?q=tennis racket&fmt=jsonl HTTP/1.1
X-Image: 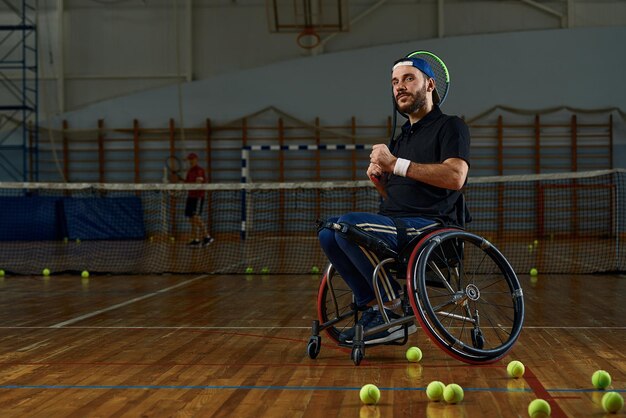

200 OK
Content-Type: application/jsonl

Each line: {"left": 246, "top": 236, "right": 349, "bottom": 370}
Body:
{"left": 405, "top": 50, "right": 450, "bottom": 106}
{"left": 165, "top": 155, "right": 185, "bottom": 181}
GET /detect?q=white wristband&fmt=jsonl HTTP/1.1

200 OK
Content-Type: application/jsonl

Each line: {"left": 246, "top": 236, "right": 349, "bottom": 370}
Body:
{"left": 393, "top": 158, "right": 411, "bottom": 177}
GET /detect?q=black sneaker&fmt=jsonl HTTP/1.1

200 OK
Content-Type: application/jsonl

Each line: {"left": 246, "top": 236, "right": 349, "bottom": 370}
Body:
{"left": 187, "top": 239, "right": 201, "bottom": 246}
{"left": 339, "top": 307, "right": 417, "bottom": 345}
{"left": 202, "top": 236, "right": 214, "bottom": 247}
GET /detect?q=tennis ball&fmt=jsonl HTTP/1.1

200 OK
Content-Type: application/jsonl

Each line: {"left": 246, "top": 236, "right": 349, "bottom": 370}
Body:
{"left": 426, "top": 381, "right": 445, "bottom": 401}
{"left": 528, "top": 399, "right": 551, "bottom": 418}
{"left": 592, "top": 370, "right": 611, "bottom": 389}
{"left": 602, "top": 391, "right": 624, "bottom": 413}
{"left": 42, "top": 268, "right": 50, "bottom": 276}
{"left": 81, "top": 270, "right": 89, "bottom": 278}
{"left": 530, "top": 268, "right": 538, "bottom": 276}
{"left": 261, "top": 267, "right": 270, "bottom": 274}
{"left": 443, "top": 383, "right": 464, "bottom": 404}
{"left": 533, "top": 239, "right": 539, "bottom": 246}
{"left": 507, "top": 360, "right": 525, "bottom": 378}
{"left": 310, "top": 266, "right": 320, "bottom": 274}
{"left": 359, "top": 384, "right": 380, "bottom": 405}
{"left": 245, "top": 267, "right": 254, "bottom": 274}
{"left": 0, "top": 269, "right": 4, "bottom": 277}
{"left": 76, "top": 238, "right": 81, "bottom": 244}
{"left": 405, "top": 346, "right": 422, "bottom": 363}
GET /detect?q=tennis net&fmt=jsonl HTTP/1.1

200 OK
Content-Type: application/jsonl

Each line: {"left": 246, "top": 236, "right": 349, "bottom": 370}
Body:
{"left": 0, "top": 169, "right": 624, "bottom": 275}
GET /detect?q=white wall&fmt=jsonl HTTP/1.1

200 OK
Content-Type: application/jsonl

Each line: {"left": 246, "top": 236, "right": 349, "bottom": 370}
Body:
{"left": 56, "top": 26, "right": 626, "bottom": 127}
{"left": 25, "top": 0, "right": 626, "bottom": 112}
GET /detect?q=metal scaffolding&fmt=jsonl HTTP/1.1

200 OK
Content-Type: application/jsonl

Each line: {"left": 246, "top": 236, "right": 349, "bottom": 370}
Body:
{"left": 0, "top": 0, "right": 38, "bottom": 181}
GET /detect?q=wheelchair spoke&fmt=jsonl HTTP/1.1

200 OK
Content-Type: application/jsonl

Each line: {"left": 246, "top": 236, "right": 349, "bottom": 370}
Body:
{"left": 427, "top": 261, "right": 456, "bottom": 294}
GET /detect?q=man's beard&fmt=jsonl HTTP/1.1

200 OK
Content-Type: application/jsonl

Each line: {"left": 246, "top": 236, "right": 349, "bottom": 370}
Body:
{"left": 396, "top": 84, "right": 427, "bottom": 114}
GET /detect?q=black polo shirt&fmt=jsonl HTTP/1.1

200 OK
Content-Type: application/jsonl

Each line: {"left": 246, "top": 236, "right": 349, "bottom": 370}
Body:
{"left": 379, "top": 106, "right": 470, "bottom": 224}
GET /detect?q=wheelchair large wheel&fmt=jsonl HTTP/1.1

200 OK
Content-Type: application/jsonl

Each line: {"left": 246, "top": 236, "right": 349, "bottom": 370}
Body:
{"left": 317, "top": 264, "right": 357, "bottom": 343}
{"left": 407, "top": 229, "right": 524, "bottom": 364}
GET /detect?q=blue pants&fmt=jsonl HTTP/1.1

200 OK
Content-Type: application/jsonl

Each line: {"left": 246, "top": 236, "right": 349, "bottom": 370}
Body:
{"left": 318, "top": 212, "right": 438, "bottom": 307}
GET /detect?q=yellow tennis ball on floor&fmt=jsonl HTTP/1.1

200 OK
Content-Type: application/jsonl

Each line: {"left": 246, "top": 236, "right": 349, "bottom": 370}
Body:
{"left": 592, "top": 370, "right": 611, "bottom": 389}
{"left": 42, "top": 268, "right": 50, "bottom": 276}
{"left": 406, "top": 346, "right": 422, "bottom": 363}
{"left": 426, "top": 381, "right": 445, "bottom": 401}
{"left": 81, "top": 270, "right": 89, "bottom": 278}
{"left": 602, "top": 392, "right": 624, "bottom": 413}
{"left": 507, "top": 360, "right": 525, "bottom": 378}
{"left": 528, "top": 399, "right": 551, "bottom": 417}
{"left": 245, "top": 267, "right": 254, "bottom": 274}
{"left": 0, "top": 269, "right": 4, "bottom": 277}
{"left": 359, "top": 384, "right": 380, "bottom": 405}
{"left": 261, "top": 267, "right": 270, "bottom": 274}
{"left": 443, "top": 383, "right": 463, "bottom": 404}
{"left": 310, "top": 266, "right": 320, "bottom": 274}
{"left": 530, "top": 268, "right": 538, "bottom": 276}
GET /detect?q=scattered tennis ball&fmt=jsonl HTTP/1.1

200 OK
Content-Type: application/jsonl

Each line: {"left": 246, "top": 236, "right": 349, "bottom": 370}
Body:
{"left": 533, "top": 239, "right": 539, "bottom": 247}
{"left": 245, "top": 267, "right": 254, "bottom": 274}
{"left": 426, "top": 381, "right": 445, "bottom": 401}
{"left": 75, "top": 238, "right": 81, "bottom": 244}
{"left": 359, "top": 384, "right": 380, "bottom": 405}
{"left": 528, "top": 399, "right": 551, "bottom": 417}
{"left": 310, "top": 266, "right": 320, "bottom": 274}
{"left": 530, "top": 268, "right": 538, "bottom": 276}
{"left": 528, "top": 244, "right": 534, "bottom": 251}
{"left": 406, "top": 346, "right": 422, "bottom": 363}
{"left": 81, "top": 270, "right": 90, "bottom": 278}
{"left": 592, "top": 370, "right": 611, "bottom": 389}
{"left": 443, "top": 383, "right": 464, "bottom": 404}
{"left": 602, "top": 391, "right": 624, "bottom": 414}
{"left": 42, "top": 268, "right": 50, "bottom": 276}
{"left": 0, "top": 269, "right": 4, "bottom": 277}
{"left": 507, "top": 360, "right": 525, "bottom": 378}
{"left": 261, "top": 267, "right": 270, "bottom": 274}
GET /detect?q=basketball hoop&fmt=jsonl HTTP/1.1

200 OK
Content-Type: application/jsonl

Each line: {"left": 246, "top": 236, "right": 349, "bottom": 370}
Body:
{"left": 297, "top": 26, "right": 321, "bottom": 49}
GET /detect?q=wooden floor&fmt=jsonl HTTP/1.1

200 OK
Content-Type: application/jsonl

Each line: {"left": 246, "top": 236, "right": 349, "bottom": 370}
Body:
{"left": 0, "top": 272, "right": 624, "bottom": 417}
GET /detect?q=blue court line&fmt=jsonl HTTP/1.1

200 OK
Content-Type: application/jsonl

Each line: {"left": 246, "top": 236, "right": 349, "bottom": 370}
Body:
{"left": 0, "top": 384, "right": 623, "bottom": 392}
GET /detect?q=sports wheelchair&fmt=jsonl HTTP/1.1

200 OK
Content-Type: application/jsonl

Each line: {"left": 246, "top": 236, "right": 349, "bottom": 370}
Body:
{"left": 307, "top": 200, "right": 524, "bottom": 365}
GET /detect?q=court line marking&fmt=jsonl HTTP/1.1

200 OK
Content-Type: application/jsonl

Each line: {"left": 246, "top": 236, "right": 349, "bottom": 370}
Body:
{"left": 48, "top": 275, "right": 209, "bottom": 328}
{"left": 0, "top": 384, "right": 622, "bottom": 392}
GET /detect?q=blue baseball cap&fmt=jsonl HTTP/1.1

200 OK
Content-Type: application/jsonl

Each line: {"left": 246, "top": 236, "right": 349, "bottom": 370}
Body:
{"left": 392, "top": 57, "right": 440, "bottom": 104}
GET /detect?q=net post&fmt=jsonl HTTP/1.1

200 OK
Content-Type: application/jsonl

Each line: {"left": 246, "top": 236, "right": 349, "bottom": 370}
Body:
{"left": 97, "top": 119, "right": 105, "bottom": 183}
{"left": 241, "top": 148, "right": 250, "bottom": 240}
{"left": 133, "top": 119, "right": 140, "bottom": 183}
{"left": 62, "top": 119, "right": 69, "bottom": 182}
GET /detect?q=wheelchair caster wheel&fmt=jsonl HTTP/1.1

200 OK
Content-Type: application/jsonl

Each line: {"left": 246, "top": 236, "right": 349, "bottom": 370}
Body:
{"left": 307, "top": 336, "right": 321, "bottom": 359}
{"left": 351, "top": 346, "right": 364, "bottom": 365}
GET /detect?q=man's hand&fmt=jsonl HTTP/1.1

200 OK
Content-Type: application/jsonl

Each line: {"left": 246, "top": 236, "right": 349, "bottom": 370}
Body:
{"left": 370, "top": 144, "right": 397, "bottom": 172}
{"left": 367, "top": 163, "right": 384, "bottom": 183}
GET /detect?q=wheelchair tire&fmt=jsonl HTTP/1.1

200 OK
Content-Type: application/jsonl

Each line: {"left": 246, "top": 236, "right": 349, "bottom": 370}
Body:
{"left": 407, "top": 229, "right": 524, "bottom": 364}
{"left": 317, "top": 264, "right": 357, "bottom": 344}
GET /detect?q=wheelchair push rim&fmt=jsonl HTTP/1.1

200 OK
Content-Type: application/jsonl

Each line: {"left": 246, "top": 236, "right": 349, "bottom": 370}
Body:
{"left": 407, "top": 229, "right": 525, "bottom": 364}
{"left": 317, "top": 264, "right": 357, "bottom": 344}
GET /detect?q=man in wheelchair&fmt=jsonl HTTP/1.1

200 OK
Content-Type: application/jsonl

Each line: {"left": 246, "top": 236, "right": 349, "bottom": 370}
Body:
{"left": 318, "top": 56, "right": 470, "bottom": 345}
